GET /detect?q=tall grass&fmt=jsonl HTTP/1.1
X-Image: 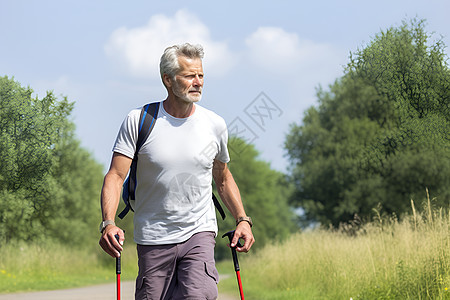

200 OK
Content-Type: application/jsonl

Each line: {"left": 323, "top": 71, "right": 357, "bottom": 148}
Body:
{"left": 221, "top": 197, "right": 450, "bottom": 299}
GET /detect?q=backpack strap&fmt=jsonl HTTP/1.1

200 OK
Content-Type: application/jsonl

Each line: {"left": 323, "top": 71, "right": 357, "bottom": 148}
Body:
{"left": 118, "top": 101, "right": 226, "bottom": 221}
{"left": 129, "top": 102, "right": 159, "bottom": 200}
{"left": 212, "top": 193, "right": 226, "bottom": 220}
{"left": 118, "top": 102, "right": 159, "bottom": 219}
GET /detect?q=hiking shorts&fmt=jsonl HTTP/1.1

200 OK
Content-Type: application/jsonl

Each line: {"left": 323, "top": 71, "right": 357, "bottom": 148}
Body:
{"left": 135, "top": 231, "right": 219, "bottom": 300}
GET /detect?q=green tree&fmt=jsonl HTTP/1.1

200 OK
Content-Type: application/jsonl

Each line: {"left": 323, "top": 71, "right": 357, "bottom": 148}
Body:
{"left": 285, "top": 19, "right": 450, "bottom": 226}
{"left": 0, "top": 76, "right": 104, "bottom": 244}
{"left": 215, "top": 137, "right": 296, "bottom": 260}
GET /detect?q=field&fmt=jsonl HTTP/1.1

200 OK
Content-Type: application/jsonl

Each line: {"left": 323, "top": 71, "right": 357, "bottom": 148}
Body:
{"left": 221, "top": 200, "right": 450, "bottom": 299}
{"left": 1, "top": 200, "right": 450, "bottom": 299}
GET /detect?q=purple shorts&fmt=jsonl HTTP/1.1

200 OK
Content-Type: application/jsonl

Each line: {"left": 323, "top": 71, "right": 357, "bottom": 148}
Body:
{"left": 135, "top": 231, "right": 219, "bottom": 300}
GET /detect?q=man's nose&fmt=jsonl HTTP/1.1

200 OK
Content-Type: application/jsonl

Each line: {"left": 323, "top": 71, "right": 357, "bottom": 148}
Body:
{"left": 193, "top": 75, "right": 203, "bottom": 86}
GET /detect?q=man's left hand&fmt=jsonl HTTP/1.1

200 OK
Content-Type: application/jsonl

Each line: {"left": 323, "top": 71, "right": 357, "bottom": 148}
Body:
{"left": 231, "top": 222, "right": 255, "bottom": 253}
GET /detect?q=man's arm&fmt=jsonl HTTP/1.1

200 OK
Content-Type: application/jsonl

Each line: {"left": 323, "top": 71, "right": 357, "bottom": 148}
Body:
{"left": 212, "top": 160, "right": 255, "bottom": 253}
{"left": 98, "top": 152, "right": 132, "bottom": 258}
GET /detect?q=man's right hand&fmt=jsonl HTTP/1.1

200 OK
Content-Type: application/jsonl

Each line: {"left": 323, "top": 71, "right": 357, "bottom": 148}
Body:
{"left": 99, "top": 225, "right": 125, "bottom": 258}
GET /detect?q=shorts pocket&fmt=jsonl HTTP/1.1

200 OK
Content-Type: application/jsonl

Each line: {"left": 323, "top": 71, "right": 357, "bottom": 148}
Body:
{"left": 136, "top": 275, "right": 145, "bottom": 290}
{"left": 204, "top": 261, "right": 219, "bottom": 284}
{"left": 135, "top": 276, "right": 148, "bottom": 300}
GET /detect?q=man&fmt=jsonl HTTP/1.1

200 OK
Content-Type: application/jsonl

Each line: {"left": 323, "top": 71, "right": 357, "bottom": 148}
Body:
{"left": 99, "top": 43, "right": 254, "bottom": 299}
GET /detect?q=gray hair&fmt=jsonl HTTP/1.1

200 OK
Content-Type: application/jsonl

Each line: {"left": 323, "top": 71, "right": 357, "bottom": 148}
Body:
{"left": 159, "top": 43, "right": 204, "bottom": 84}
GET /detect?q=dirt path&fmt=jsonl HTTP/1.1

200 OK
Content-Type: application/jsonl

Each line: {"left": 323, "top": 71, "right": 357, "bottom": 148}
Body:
{"left": 0, "top": 281, "right": 238, "bottom": 300}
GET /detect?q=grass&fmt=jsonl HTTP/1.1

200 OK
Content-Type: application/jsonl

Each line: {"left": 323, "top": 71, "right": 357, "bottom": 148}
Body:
{"left": 217, "top": 197, "right": 450, "bottom": 299}
{"left": 0, "top": 238, "right": 235, "bottom": 295}
{"left": 2, "top": 196, "right": 450, "bottom": 299}
{"left": 0, "top": 240, "right": 139, "bottom": 293}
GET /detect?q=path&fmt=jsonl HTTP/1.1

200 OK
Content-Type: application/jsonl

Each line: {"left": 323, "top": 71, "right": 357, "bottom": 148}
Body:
{"left": 0, "top": 281, "right": 238, "bottom": 300}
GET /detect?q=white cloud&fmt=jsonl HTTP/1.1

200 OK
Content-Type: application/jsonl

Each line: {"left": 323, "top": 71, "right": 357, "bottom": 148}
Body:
{"left": 245, "top": 26, "right": 343, "bottom": 74}
{"left": 104, "top": 9, "right": 234, "bottom": 78}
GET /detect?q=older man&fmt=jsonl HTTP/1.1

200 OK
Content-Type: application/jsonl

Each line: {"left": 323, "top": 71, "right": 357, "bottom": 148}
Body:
{"left": 99, "top": 43, "right": 254, "bottom": 300}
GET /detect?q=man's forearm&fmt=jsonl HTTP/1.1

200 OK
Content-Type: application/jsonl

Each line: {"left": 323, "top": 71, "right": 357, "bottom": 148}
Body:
{"left": 216, "top": 171, "right": 247, "bottom": 220}
{"left": 100, "top": 172, "right": 124, "bottom": 221}
{"left": 213, "top": 160, "right": 255, "bottom": 252}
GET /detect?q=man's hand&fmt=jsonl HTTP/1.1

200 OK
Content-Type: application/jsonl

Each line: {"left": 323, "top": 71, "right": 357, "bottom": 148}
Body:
{"left": 231, "top": 221, "right": 255, "bottom": 253}
{"left": 99, "top": 225, "right": 125, "bottom": 258}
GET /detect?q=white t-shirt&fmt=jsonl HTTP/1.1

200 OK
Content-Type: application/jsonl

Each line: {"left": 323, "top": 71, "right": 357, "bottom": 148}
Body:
{"left": 113, "top": 102, "right": 230, "bottom": 245}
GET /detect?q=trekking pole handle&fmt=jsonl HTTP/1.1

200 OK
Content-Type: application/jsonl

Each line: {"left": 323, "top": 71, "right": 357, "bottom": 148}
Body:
{"left": 115, "top": 234, "right": 121, "bottom": 274}
{"left": 231, "top": 247, "right": 240, "bottom": 271}
{"left": 222, "top": 230, "right": 242, "bottom": 271}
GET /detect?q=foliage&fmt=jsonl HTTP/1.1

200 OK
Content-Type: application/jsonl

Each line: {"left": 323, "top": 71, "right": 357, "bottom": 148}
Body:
{"left": 0, "top": 76, "right": 104, "bottom": 245}
{"left": 285, "top": 19, "right": 450, "bottom": 226}
{"left": 215, "top": 137, "right": 297, "bottom": 260}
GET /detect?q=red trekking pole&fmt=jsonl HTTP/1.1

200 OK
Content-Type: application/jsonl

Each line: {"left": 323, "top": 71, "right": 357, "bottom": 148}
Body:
{"left": 222, "top": 230, "right": 245, "bottom": 300}
{"left": 114, "top": 235, "right": 122, "bottom": 300}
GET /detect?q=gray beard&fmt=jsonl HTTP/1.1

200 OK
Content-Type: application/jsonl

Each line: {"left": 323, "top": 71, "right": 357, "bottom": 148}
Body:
{"left": 172, "top": 88, "right": 202, "bottom": 103}
{"left": 172, "top": 79, "right": 202, "bottom": 103}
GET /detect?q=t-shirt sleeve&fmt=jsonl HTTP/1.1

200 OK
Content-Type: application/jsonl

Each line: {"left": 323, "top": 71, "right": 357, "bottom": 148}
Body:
{"left": 215, "top": 118, "right": 230, "bottom": 163}
{"left": 112, "top": 109, "right": 140, "bottom": 159}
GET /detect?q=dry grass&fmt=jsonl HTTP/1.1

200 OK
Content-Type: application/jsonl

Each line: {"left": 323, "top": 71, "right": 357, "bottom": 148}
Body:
{"left": 229, "top": 193, "right": 450, "bottom": 299}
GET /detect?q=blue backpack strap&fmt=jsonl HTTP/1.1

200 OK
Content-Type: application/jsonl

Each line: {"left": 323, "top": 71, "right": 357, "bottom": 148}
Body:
{"left": 118, "top": 177, "right": 131, "bottom": 219}
{"left": 118, "top": 102, "right": 160, "bottom": 219}
{"left": 128, "top": 102, "right": 159, "bottom": 201}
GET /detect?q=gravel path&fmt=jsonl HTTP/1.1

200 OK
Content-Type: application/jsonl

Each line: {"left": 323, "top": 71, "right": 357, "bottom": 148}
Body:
{"left": 0, "top": 281, "right": 238, "bottom": 300}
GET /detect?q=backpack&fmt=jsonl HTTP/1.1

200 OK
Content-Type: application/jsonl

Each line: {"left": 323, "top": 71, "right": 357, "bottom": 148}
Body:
{"left": 118, "top": 102, "right": 226, "bottom": 220}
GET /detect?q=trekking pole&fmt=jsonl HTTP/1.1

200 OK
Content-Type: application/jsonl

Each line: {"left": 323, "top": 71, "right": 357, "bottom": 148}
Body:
{"left": 222, "top": 230, "right": 245, "bottom": 300}
{"left": 114, "top": 234, "right": 121, "bottom": 300}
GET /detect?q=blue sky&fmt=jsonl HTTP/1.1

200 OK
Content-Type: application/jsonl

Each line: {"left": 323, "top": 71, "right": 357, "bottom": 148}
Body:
{"left": 1, "top": 0, "right": 449, "bottom": 172}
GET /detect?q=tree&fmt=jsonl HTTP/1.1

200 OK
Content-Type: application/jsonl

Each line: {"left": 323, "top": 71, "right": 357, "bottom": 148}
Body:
{"left": 0, "top": 76, "right": 104, "bottom": 244}
{"left": 215, "top": 137, "right": 296, "bottom": 260}
{"left": 285, "top": 19, "right": 450, "bottom": 226}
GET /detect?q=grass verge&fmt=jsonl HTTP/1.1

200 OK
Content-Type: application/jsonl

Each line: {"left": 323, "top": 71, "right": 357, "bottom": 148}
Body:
{"left": 0, "top": 239, "right": 235, "bottom": 296}
{"left": 0, "top": 240, "right": 138, "bottom": 293}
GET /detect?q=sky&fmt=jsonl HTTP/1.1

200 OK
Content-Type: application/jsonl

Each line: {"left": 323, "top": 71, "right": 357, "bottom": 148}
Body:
{"left": 1, "top": 0, "right": 449, "bottom": 173}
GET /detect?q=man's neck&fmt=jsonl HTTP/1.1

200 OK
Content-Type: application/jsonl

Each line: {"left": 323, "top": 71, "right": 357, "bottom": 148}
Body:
{"left": 163, "top": 97, "right": 196, "bottom": 118}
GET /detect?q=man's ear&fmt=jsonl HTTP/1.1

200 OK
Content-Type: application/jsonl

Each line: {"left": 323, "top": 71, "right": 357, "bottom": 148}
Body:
{"left": 163, "top": 74, "right": 172, "bottom": 88}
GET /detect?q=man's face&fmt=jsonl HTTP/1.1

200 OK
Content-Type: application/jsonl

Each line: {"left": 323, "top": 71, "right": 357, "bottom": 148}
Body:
{"left": 171, "top": 56, "right": 204, "bottom": 103}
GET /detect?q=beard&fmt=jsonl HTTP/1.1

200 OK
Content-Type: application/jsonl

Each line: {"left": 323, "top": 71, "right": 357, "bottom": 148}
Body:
{"left": 172, "top": 80, "right": 202, "bottom": 103}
